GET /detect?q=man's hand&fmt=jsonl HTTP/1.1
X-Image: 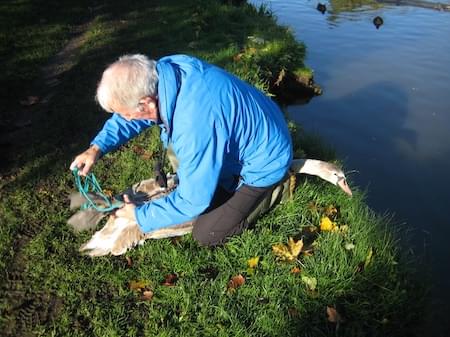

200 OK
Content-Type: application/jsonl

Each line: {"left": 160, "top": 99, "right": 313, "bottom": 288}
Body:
{"left": 70, "top": 144, "right": 101, "bottom": 176}
{"left": 115, "top": 195, "right": 137, "bottom": 222}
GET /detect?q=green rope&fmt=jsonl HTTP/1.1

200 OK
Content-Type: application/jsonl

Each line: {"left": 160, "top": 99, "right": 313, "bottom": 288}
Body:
{"left": 72, "top": 168, "right": 123, "bottom": 212}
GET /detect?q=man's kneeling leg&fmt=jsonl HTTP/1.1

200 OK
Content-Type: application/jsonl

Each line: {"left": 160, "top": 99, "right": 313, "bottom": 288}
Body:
{"left": 192, "top": 184, "right": 271, "bottom": 246}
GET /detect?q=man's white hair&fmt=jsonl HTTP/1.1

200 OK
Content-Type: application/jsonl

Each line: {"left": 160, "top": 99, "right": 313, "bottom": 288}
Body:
{"left": 96, "top": 54, "right": 158, "bottom": 112}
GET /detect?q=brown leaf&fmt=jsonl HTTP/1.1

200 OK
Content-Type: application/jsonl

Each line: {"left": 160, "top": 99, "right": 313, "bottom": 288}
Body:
{"left": 288, "top": 307, "right": 299, "bottom": 318}
{"left": 20, "top": 95, "right": 39, "bottom": 106}
{"left": 233, "top": 53, "right": 244, "bottom": 61}
{"left": 228, "top": 274, "right": 245, "bottom": 290}
{"left": 325, "top": 205, "right": 338, "bottom": 218}
{"left": 356, "top": 261, "right": 365, "bottom": 273}
{"left": 132, "top": 145, "right": 146, "bottom": 155}
{"left": 141, "top": 150, "right": 154, "bottom": 160}
{"left": 103, "top": 189, "right": 114, "bottom": 198}
{"left": 327, "top": 306, "right": 343, "bottom": 323}
{"left": 141, "top": 290, "right": 154, "bottom": 301}
{"left": 126, "top": 256, "right": 133, "bottom": 267}
{"left": 162, "top": 273, "right": 178, "bottom": 286}
{"left": 307, "top": 202, "right": 319, "bottom": 213}
{"left": 290, "top": 266, "right": 301, "bottom": 274}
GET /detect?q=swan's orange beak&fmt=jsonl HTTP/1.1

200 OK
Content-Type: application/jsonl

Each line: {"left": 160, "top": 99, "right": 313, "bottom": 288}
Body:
{"left": 338, "top": 178, "right": 352, "bottom": 197}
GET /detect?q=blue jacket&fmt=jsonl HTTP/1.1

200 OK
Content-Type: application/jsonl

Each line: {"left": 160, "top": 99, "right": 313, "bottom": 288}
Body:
{"left": 92, "top": 55, "right": 293, "bottom": 232}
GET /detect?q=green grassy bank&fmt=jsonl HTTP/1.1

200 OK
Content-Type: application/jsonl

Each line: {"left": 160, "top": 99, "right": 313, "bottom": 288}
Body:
{"left": 0, "top": 0, "right": 424, "bottom": 336}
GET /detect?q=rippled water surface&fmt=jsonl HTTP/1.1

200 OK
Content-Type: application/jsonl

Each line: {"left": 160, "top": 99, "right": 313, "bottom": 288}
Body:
{"left": 251, "top": 0, "right": 450, "bottom": 333}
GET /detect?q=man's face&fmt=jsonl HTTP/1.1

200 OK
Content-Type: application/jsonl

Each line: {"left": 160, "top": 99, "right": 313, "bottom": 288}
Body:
{"left": 114, "top": 96, "right": 159, "bottom": 122}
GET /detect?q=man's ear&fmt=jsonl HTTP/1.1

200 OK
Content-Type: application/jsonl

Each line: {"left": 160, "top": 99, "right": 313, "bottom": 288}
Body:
{"left": 139, "top": 96, "right": 159, "bottom": 120}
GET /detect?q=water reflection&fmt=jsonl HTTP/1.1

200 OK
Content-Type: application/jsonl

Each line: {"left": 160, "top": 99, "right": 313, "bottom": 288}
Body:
{"left": 251, "top": 0, "right": 450, "bottom": 335}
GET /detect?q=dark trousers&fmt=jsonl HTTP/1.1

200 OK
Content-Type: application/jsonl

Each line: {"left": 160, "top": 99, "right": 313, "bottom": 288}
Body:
{"left": 192, "top": 184, "right": 272, "bottom": 246}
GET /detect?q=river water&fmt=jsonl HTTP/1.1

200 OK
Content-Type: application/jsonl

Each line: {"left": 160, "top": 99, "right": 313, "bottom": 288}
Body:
{"left": 251, "top": 0, "right": 450, "bottom": 334}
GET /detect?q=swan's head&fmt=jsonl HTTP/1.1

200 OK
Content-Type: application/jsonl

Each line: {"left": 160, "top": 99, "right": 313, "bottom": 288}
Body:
{"left": 315, "top": 161, "right": 353, "bottom": 196}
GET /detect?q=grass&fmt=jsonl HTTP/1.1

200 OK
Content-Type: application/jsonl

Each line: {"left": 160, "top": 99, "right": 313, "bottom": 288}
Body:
{"left": 0, "top": 0, "right": 425, "bottom": 336}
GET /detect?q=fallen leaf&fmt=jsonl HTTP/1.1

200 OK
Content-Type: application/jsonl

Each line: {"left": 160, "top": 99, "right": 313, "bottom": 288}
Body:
{"left": 247, "top": 256, "right": 260, "bottom": 269}
{"left": 132, "top": 145, "right": 145, "bottom": 155}
{"left": 233, "top": 53, "right": 244, "bottom": 61}
{"left": 301, "top": 275, "right": 317, "bottom": 291}
{"left": 338, "top": 225, "right": 349, "bottom": 233}
{"left": 141, "top": 290, "right": 154, "bottom": 301}
{"left": 103, "top": 189, "right": 114, "bottom": 198}
{"left": 162, "top": 273, "right": 178, "bottom": 286}
{"left": 246, "top": 256, "right": 260, "bottom": 275}
{"left": 20, "top": 95, "right": 39, "bottom": 106}
{"left": 288, "top": 174, "right": 296, "bottom": 199}
{"left": 288, "top": 237, "right": 303, "bottom": 258}
{"left": 288, "top": 307, "right": 299, "bottom": 318}
{"left": 126, "top": 256, "right": 133, "bottom": 267}
{"left": 228, "top": 274, "right": 245, "bottom": 291}
{"left": 129, "top": 280, "right": 148, "bottom": 291}
{"left": 325, "top": 205, "right": 338, "bottom": 218}
{"left": 307, "top": 202, "right": 319, "bottom": 213}
{"left": 364, "top": 247, "right": 374, "bottom": 269}
{"left": 274, "top": 68, "right": 286, "bottom": 86}
{"left": 141, "top": 150, "right": 154, "bottom": 160}
{"left": 344, "top": 243, "right": 355, "bottom": 250}
{"left": 170, "top": 236, "right": 182, "bottom": 245}
{"left": 356, "top": 261, "right": 365, "bottom": 273}
{"left": 320, "top": 216, "right": 336, "bottom": 232}
{"left": 291, "top": 266, "right": 301, "bottom": 274}
{"left": 326, "top": 306, "right": 342, "bottom": 323}
{"left": 272, "top": 238, "right": 303, "bottom": 261}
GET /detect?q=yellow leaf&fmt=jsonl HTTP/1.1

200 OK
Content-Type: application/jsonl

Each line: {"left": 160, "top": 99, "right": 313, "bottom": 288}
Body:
{"left": 272, "top": 238, "right": 303, "bottom": 261}
{"left": 320, "top": 216, "right": 336, "bottom": 232}
{"left": 129, "top": 280, "right": 148, "bottom": 291}
{"left": 364, "top": 247, "right": 374, "bottom": 268}
{"left": 247, "top": 256, "right": 260, "bottom": 269}
{"left": 288, "top": 238, "right": 303, "bottom": 258}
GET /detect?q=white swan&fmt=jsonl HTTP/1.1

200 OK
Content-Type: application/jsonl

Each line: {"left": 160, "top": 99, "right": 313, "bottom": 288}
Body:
{"left": 71, "top": 159, "right": 352, "bottom": 257}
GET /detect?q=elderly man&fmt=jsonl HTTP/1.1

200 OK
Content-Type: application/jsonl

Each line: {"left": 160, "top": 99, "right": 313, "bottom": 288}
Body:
{"left": 70, "top": 54, "right": 293, "bottom": 246}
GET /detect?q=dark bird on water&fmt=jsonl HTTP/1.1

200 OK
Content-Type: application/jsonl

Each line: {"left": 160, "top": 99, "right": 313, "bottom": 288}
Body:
{"left": 373, "top": 16, "right": 384, "bottom": 29}
{"left": 317, "top": 3, "right": 327, "bottom": 14}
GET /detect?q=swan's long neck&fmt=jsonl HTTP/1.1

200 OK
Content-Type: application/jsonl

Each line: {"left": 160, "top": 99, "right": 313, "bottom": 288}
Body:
{"left": 291, "top": 159, "right": 324, "bottom": 176}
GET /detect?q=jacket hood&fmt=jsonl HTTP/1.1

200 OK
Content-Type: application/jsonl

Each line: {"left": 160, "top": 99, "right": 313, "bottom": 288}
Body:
{"left": 156, "top": 57, "right": 181, "bottom": 140}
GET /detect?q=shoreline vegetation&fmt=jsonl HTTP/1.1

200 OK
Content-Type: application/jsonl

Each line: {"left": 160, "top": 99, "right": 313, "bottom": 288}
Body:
{"left": 0, "top": 0, "right": 425, "bottom": 336}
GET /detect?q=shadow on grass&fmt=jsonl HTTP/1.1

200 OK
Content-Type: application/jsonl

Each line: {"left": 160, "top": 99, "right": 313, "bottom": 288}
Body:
{"left": 1, "top": 0, "right": 298, "bottom": 182}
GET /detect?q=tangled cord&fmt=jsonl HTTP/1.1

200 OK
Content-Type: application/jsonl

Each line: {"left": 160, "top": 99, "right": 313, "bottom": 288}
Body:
{"left": 72, "top": 168, "right": 123, "bottom": 212}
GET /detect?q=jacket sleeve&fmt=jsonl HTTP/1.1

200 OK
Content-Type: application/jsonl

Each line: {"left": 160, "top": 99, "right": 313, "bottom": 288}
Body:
{"left": 134, "top": 118, "right": 226, "bottom": 232}
{"left": 91, "top": 113, "right": 154, "bottom": 154}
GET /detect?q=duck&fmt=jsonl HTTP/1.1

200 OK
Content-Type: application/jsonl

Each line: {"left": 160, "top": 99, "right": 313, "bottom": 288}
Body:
{"left": 373, "top": 16, "right": 384, "bottom": 29}
{"left": 72, "top": 159, "right": 353, "bottom": 257}
{"left": 317, "top": 3, "right": 327, "bottom": 14}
